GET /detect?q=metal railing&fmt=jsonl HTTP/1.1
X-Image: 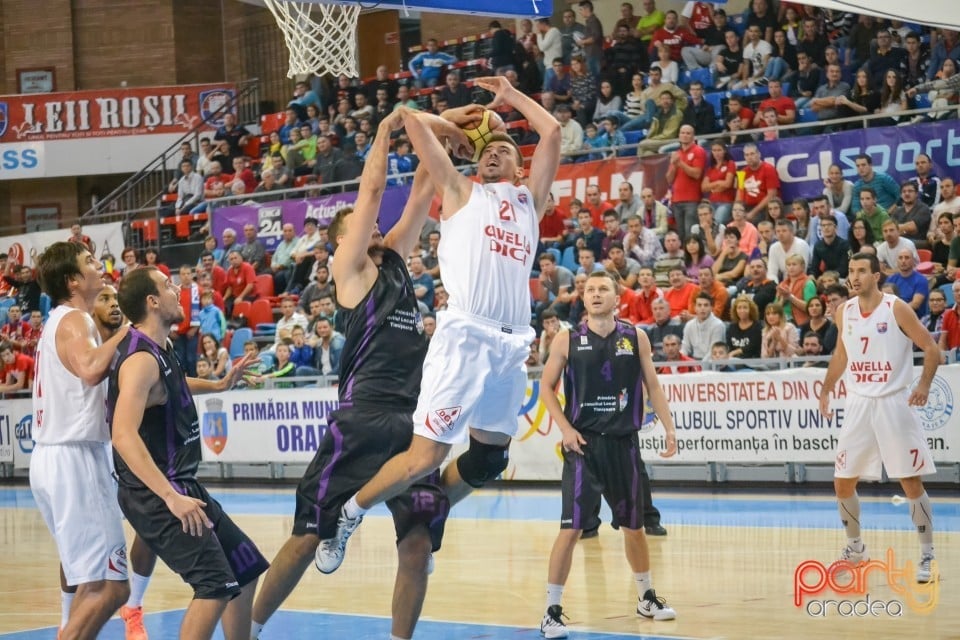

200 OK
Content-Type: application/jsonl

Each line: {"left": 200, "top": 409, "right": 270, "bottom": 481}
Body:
{"left": 79, "top": 79, "right": 261, "bottom": 222}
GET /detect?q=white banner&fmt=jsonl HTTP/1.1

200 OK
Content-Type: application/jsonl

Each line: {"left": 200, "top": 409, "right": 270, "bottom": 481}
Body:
{"left": 0, "top": 221, "right": 125, "bottom": 268}
{"left": 12, "top": 365, "right": 960, "bottom": 478}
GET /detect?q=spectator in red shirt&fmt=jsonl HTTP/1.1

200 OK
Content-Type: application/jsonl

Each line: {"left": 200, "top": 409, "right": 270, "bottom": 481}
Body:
{"left": 738, "top": 142, "right": 780, "bottom": 224}
{"left": 663, "top": 266, "right": 699, "bottom": 319}
{"left": 655, "top": 333, "right": 700, "bottom": 374}
{"left": 0, "top": 340, "right": 33, "bottom": 393}
{"left": 583, "top": 184, "right": 616, "bottom": 228}
{"left": 539, "top": 193, "right": 569, "bottom": 249}
{"left": 650, "top": 10, "right": 701, "bottom": 62}
{"left": 938, "top": 281, "right": 960, "bottom": 351}
{"left": 192, "top": 160, "right": 233, "bottom": 213}
{"left": 197, "top": 270, "right": 226, "bottom": 311}
{"left": 67, "top": 223, "right": 94, "bottom": 252}
{"left": 631, "top": 267, "right": 664, "bottom": 326}
{"left": 752, "top": 79, "right": 797, "bottom": 127}
{"left": 0, "top": 305, "right": 31, "bottom": 352}
{"left": 230, "top": 156, "right": 258, "bottom": 193}
{"left": 666, "top": 124, "right": 707, "bottom": 241}
{"left": 22, "top": 310, "right": 42, "bottom": 357}
{"left": 223, "top": 249, "right": 258, "bottom": 316}
{"left": 199, "top": 250, "right": 228, "bottom": 297}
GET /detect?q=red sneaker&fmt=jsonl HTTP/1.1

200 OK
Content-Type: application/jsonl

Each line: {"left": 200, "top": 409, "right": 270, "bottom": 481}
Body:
{"left": 119, "top": 605, "right": 148, "bottom": 640}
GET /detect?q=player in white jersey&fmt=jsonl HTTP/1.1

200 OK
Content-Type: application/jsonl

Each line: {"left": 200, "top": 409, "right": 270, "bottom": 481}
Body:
{"left": 819, "top": 252, "right": 941, "bottom": 583}
{"left": 316, "top": 75, "right": 561, "bottom": 574}
{"left": 31, "top": 242, "right": 130, "bottom": 639}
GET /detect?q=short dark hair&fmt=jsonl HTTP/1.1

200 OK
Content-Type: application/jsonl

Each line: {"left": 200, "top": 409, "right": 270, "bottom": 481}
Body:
{"left": 824, "top": 284, "right": 849, "bottom": 299}
{"left": 724, "top": 226, "right": 741, "bottom": 240}
{"left": 37, "top": 241, "right": 86, "bottom": 305}
{"left": 856, "top": 153, "right": 873, "bottom": 165}
{"left": 117, "top": 266, "right": 162, "bottom": 324}
{"left": 850, "top": 252, "right": 881, "bottom": 274}
{"left": 538, "top": 252, "right": 557, "bottom": 264}
{"left": 820, "top": 214, "right": 838, "bottom": 227}
{"left": 0, "top": 340, "right": 13, "bottom": 356}
{"left": 327, "top": 207, "right": 354, "bottom": 251}
{"left": 695, "top": 292, "right": 714, "bottom": 305}
{"left": 608, "top": 241, "right": 625, "bottom": 252}
{"left": 542, "top": 309, "right": 559, "bottom": 321}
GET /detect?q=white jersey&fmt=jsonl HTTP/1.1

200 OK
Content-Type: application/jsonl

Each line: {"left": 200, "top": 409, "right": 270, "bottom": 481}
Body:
{"left": 841, "top": 293, "right": 913, "bottom": 397}
{"left": 32, "top": 305, "right": 109, "bottom": 444}
{"left": 438, "top": 182, "right": 540, "bottom": 327}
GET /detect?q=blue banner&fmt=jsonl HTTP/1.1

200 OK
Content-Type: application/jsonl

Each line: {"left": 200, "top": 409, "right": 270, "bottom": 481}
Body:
{"left": 728, "top": 120, "right": 960, "bottom": 202}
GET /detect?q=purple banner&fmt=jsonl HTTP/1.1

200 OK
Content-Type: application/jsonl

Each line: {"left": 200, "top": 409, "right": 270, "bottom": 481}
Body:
{"left": 729, "top": 120, "right": 960, "bottom": 202}
{"left": 210, "top": 185, "right": 413, "bottom": 251}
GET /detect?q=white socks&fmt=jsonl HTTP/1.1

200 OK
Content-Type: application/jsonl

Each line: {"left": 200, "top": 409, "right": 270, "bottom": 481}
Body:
{"left": 344, "top": 495, "right": 367, "bottom": 520}
{"left": 546, "top": 583, "right": 564, "bottom": 608}
{"left": 251, "top": 621, "right": 265, "bottom": 639}
{"left": 127, "top": 571, "right": 151, "bottom": 608}
{"left": 60, "top": 591, "right": 74, "bottom": 629}
{"left": 635, "top": 571, "right": 652, "bottom": 597}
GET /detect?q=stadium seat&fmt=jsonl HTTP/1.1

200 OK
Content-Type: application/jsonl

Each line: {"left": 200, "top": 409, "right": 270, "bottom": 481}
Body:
{"left": 232, "top": 300, "right": 252, "bottom": 319}
{"left": 255, "top": 323, "right": 277, "bottom": 337}
{"left": 255, "top": 274, "right": 275, "bottom": 298}
{"left": 682, "top": 67, "right": 714, "bottom": 89}
{"left": 561, "top": 246, "right": 578, "bottom": 272}
{"left": 529, "top": 277, "right": 545, "bottom": 303}
{"left": 940, "top": 283, "right": 955, "bottom": 307}
{"left": 623, "top": 130, "right": 644, "bottom": 145}
{"left": 248, "top": 298, "right": 275, "bottom": 328}
{"left": 547, "top": 247, "right": 561, "bottom": 264}
{"left": 259, "top": 351, "right": 276, "bottom": 371}
{"left": 39, "top": 293, "right": 51, "bottom": 320}
{"left": 703, "top": 92, "right": 726, "bottom": 119}
{"left": 228, "top": 327, "right": 253, "bottom": 359}
{"left": 918, "top": 248, "right": 933, "bottom": 262}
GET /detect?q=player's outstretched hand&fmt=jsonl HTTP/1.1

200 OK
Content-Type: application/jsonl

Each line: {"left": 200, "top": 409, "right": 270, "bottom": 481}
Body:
{"left": 379, "top": 107, "right": 410, "bottom": 132}
{"left": 223, "top": 352, "right": 261, "bottom": 390}
{"left": 165, "top": 493, "right": 213, "bottom": 537}
{"left": 659, "top": 431, "right": 677, "bottom": 458}
{"left": 818, "top": 388, "right": 832, "bottom": 419}
{"left": 561, "top": 427, "right": 587, "bottom": 455}
{"left": 474, "top": 76, "right": 516, "bottom": 109}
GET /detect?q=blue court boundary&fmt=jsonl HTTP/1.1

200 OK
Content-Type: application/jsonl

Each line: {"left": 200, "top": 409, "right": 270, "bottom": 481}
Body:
{"left": 0, "top": 609, "right": 695, "bottom": 640}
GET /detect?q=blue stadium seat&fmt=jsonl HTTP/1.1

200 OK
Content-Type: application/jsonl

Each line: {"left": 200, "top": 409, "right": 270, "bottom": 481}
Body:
{"left": 229, "top": 327, "right": 253, "bottom": 359}
{"left": 683, "top": 67, "right": 714, "bottom": 89}
{"left": 254, "top": 322, "right": 277, "bottom": 337}
{"left": 728, "top": 13, "right": 746, "bottom": 37}
{"left": 39, "top": 293, "right": 51, "bottom": 320}
{"left": 797, "top": 108, "right": 818, "bottom": 123}
{"left": 704, "top": 91, "right": 726, "bottom": 118}
{"left": 623, "top": 130, "right": 644, "bottom": 145}
{"left": 561, "top": 246, "right": 578, "bottom": 272}
{"left": 940, "top": 283, "right": 955, "bottom": 307}
{"left": 259, "top": 351, "right": 276, "bottom": 371}
{"left": 547, "top": 247, "right": 561, "bottom": 263}
{"left": 915, "top": 94, "right": 933, "bottom": 109}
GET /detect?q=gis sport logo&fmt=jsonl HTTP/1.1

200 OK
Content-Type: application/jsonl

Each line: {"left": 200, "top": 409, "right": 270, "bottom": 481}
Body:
{"left": 912, "top": 374, "right": 953, "bottom": 431}
{"left": 199, "top": 89, "right": 235, "bottom": 127}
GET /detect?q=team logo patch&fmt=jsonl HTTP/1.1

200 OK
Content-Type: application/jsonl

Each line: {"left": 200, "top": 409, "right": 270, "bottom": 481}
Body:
{"left": 425, "top": 406, "right": 462, "bottom": 437}
{"left": 835, "top": 450, "right": 846, "bottom": 471}
{"left": 876, "top": 322, "right": 888, "bottom": 334}
{"left": 517, "top": 192, "right": 528, "bottom": 205}
{"left": 615, "top": 336, "right": 634, "bottom": 356}
{"left": 0, "top": 103, "right": 7, "bottom": 138}
{"left": 618, "top": 388, "right": 628, "bottom": 411}
{"left": 912, "top": 374, "right": 954, "bottom": 431}
{"left": 107, "top": 544, "right": 128, "bottom": 578}
{"left": 202, "top": 398, "right": 228, "bottom": 455}
{"left": 415, "top": 311, "right": 425, "bottom": 335}
{"left": 199, "top": 89, "right": 235, "bottom": 127}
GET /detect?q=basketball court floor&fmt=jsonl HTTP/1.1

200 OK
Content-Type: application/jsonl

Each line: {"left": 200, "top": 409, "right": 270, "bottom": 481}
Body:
{"left": 0, "top": 484, "right": 957, "bottom": 639}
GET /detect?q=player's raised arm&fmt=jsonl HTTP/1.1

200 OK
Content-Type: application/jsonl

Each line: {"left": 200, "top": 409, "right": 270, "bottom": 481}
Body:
{"left": 57, "top": 311, "right": 129, "bottom": 386}
{"left": 383, "top": 165, "right": 436, "bottom": 260}
{"left": 402, "top": 111, "right": 474, "bottom": 215}
{"left": 333, "top": 108, "right": 410, "bottom": 285}
{"left": 474, "top": 76, "right": 561, "bottom": 218}
{"left": 635, "top": 328, "right": 677, "bottom": 458}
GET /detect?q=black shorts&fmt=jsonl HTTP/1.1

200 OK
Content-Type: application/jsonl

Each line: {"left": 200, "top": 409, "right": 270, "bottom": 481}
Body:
{"left": 293, "top": 407, "right": 413, "bottom": 539}
{"left": 560, "top": 432, "right": 645, "bottom": 531}
{"left": 118, "top": 480, "right": 269, "bottom": 600}
{"left": 386, "top": 469, "right": 449, "bottom": 553}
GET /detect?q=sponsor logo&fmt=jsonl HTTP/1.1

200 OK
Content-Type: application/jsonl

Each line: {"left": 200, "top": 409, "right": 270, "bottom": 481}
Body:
{"left": 615, "top": 336, "right": 634, "bottom": 356}
{"left": 108, "top": 544, "right": 128, "bottom": 577}
{"left": 14, "top": 414, "right": 33, "bottom": 454}
{"left": 517, "top": 192, "right": 528, "bottom": 205}
{"left": 794, "top": 548, "right": 939, "bottom": 617}
{"left": 0, "top": 103, "right": 7, "bottom": 137}
{"left": 835, "top": 450, "right": 846, "bottom": 471}
{"left": 876, "top": 322, "right": 887, "bottom": 334}
{"left": 415, "top": 311, "right": 425, "bottom": 335}
{"left": 199, "top": 89, "right": 234, "bottom": 127}
{"left": 580, "top": 335, "right": 588, "bottom": 345}
{"left": 425, "top": 406, "right": 462, "bottom": 437}
{"left": 912, "top": 374, "right": 954, "bottom": 431}
{"left": 202, "top": 398, "right": 228, "bottom": 455}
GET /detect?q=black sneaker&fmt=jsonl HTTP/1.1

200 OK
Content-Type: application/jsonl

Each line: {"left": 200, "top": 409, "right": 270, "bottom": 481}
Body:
{"left": 581, "top": 526, "right": 599, "bottom": 539}
{"left": 645, "top": 523, "right": 667, "bottom": 536}
{"left": 637, "top": 588, "right": 677, "bottom": 621}
{"left": 540, "top": 604, "right": 569, "bottom": 638}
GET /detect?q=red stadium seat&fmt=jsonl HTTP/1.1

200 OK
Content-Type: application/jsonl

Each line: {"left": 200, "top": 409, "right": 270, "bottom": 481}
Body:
{"left": 248, "top": 298, "right": 275, "bottom": 328}
{"left": 255, "top": 274, "right": 275, "bottom": 299}
{"left": 232, "top": 300, "right": 252, "bottom": 319}
{"left": 917, "top": 249, "right": 933, "bottom": 263}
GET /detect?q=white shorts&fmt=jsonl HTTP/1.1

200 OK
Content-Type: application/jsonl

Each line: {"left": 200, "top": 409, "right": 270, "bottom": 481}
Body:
{"left": 413, "top": 309, "right": 534, "bottom": 445}
{"left": 29, "top": 442, "right": 128, "bottom": 586}
{"left": 835, "top": 390, "right": 936, "bottom": 481}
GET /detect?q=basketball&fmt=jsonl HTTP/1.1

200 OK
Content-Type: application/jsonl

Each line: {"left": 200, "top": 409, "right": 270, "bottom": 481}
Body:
{"left": 462, "top": 109, "right": 504, "bottom": 162}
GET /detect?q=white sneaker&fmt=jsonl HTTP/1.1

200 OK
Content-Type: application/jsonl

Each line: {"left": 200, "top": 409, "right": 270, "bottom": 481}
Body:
{"left": 637, "top": 589, "right": 676, "bottom": 621}
{"left": 426, "top": 553, "right": 435, "bottom": 576}
{"left": 540, "top": 605, "right": 569, "bottom": 638}
{"left": 314, "top": 507, "right": 363, "bottom": 574}
{"left": 838, "top": 543, "right": 868, "bottom": 565}
{"left": 917, "top": 554, "right": 936, "bottom": 583}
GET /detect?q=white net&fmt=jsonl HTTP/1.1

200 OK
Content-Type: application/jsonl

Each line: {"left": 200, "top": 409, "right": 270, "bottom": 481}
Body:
{"left": 262, "top": 0, "right": 362, "bottom": 78}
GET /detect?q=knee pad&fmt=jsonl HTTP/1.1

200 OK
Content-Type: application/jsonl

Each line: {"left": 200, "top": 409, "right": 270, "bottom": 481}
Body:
{"left": 456, "top": 436, "right": 510, "bottom": 488}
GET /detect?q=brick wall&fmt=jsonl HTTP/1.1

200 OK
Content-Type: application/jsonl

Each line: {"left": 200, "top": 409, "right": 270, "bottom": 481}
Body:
{"left": 1, "top": 0, "right": 76, "bottom": 92}
{"left": 173, "top": 0, "right": 226, "bottom": 85}
{"left": 5, "top": 178, "right": 80, "bottom": 227}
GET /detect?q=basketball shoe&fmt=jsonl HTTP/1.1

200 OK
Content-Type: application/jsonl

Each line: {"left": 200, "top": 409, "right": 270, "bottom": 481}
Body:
{"left": 540, "top": 604, "right": 569, "bottom": 638}
{"left": 637, "top": 589, "right": 676, "bottom": 621}
{"left": 119, "top": 605, "right": 148, "bottom": 640}
{"left": 917, "top": 553, "right": 936, "bottom": 584}
{"left": 314, "top": 507, "right": 363, "bottom": 574}
{"left": 838, "top": 542, "right": 868, "bottom": 565}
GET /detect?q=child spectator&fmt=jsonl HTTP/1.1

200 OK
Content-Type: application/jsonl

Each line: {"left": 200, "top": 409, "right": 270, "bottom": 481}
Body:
{"left": 199, "top": 290, "right": 226, "bottom": 341}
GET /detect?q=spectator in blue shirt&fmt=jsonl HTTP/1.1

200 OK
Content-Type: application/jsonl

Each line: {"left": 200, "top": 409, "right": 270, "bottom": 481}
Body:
{"left": 408, "top": 255, "right": 435, "bottom": 309}
{"left": 288, "top": 80, "right": 323, "bottom": 122}
{"left": 851, "top": 154, "right": 900, "bottom": 214}
{"left": 198, "top": 290, "right": 226, "bottom": 341}
{"left": 387, "top": 139, "right": 418, "bottom": 186}
{"left": 409, "top": 39, "right": 458, "bottom": 88}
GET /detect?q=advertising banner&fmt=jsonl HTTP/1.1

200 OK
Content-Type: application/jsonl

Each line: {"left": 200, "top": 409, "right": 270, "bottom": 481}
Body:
{"left": 7, "top": 397, "right": 33, "bottom": 468}
{"left": 729, "top": 119, "right": 960, "bottom": 202}
{"left": 210, "top": 186, "right": 415, "bottom": 251}
{"left": 0, "top": 83, "right": 235, "bottom": 143}
{"left": 0, "top": 221, "right": 126, "bottom": 270}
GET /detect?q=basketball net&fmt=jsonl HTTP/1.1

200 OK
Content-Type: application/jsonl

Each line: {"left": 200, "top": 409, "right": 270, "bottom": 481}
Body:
{"left": 262, "top": 0, "right": 362, "bottom": 78}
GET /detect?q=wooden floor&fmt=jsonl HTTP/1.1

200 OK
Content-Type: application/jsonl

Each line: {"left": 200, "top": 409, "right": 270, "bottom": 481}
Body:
{"left": 0, "top": 486, "right": 958, "bottom": 639}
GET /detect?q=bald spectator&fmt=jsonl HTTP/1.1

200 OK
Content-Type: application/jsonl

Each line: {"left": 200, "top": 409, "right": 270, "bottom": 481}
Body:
{"left": 886, "top": 249, "right": 929, "bottom": 317}
{"left": 644, "top": 297, "right": 683, "bottom": 358}
{"left": 766, "top": 219, "right": 811, "bottom": 282}
{"left": 237, "top": 223, "right": 267, "bottom": 273}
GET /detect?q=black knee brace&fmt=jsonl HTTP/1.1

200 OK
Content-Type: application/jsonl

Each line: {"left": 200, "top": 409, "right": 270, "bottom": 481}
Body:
{"left": 456, "top": 436, "right": 510, "bottom": 488}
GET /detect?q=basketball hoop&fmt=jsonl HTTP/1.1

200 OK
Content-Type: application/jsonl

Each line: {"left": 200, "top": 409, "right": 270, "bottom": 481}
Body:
{"left": 262, "top": 0, "right": 363, "bottom": 78}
